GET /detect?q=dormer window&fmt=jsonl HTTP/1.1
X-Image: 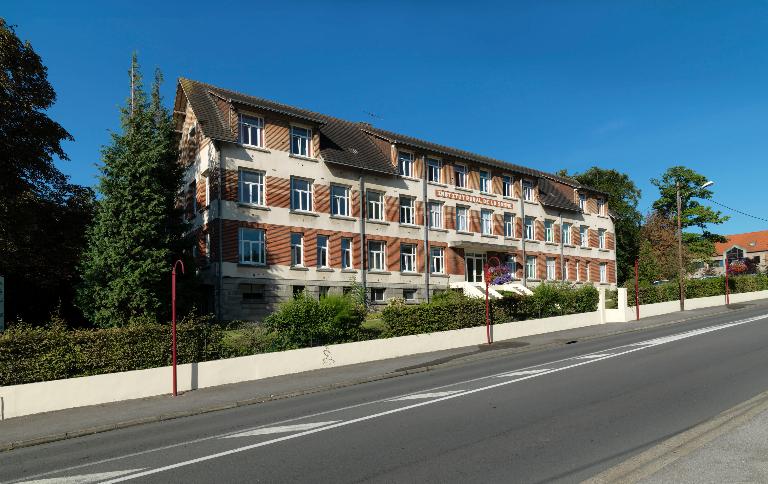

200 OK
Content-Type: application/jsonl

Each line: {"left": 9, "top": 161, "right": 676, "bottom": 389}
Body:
{"left": 579, "top": 193, "right": 586, "bottom": 211}
{"left": 291, "top": 126, "right": 312, "bottom": 157}
{"left": 502, "top": 175, "right": 513, "bottom": 197}
{"left": 522, "top": 179, "right": 534, "bottom": 201}
{"left": 398, "top": 151, "right": 413, "bottom": 177}
{"left": 597, "top": 197, "right": 606, "bottom": 216}
{"left": 239, "top": 115, "right": 264, "bottom": 147}
{"left": 479, "top": 170, "right": 491, "bottom": 194}
{"left": 455, "top": 164, "right": 467, "bottom": 188}
{"left": 427, "top": 158, "right": 442, "bottom": 183}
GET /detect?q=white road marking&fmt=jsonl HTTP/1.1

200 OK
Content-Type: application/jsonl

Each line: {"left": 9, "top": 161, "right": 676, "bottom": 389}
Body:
{"left": 496, "top": 369, "right": 550, "bottom": 377}
{"left": 574, "top": 354, "right": 614, "bottom": 359}
{"left": 223, "top": 421, "right": 338, "bottom": 438}
{"left": 389, "top": 391, "right": 464, "bottom": 401}
{"left": 19, "top": 469, "right": 143, "bottom": 484}
{"left": 102, "top": 312, "right": 768, "bottom": 483}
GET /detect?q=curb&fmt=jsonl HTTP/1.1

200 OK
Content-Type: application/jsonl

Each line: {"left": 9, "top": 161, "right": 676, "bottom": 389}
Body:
{"left": 0, "top": 303, "right": 761, "bottom": 453}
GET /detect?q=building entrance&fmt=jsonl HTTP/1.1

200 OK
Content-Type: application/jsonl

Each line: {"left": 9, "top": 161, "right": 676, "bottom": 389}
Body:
{"left": 465, "top": 253, "right": 486, "bottom": 283}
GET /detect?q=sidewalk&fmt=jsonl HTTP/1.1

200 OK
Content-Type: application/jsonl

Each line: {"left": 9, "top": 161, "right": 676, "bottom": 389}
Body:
{"left": 0, "top": 301, "right": 762, "bottom": 452}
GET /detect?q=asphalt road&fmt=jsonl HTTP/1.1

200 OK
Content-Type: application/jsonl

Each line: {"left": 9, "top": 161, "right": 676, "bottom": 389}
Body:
{"left": 3, "top": 303, "right": 768, "bottom": 483}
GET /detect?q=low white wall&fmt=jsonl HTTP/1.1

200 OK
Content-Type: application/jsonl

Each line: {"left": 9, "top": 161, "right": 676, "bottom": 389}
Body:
{"left": 0, "top": 310, "right": 602, "bottom": 420}
{"left": 620, "top": 289, "right": 768, "bottom": 322}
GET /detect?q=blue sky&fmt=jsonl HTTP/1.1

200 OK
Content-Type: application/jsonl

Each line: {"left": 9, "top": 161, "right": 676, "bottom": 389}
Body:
{"left": 6, "top": 1, "right": 768, "bottom": 234}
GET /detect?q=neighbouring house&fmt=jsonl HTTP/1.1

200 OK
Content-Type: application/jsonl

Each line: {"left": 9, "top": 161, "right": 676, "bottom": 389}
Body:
{"left": 704, "top": 230, "right": 768, "bottom": 275}
{"left": 173, "top": 78, "right": 617, "bottom": 321}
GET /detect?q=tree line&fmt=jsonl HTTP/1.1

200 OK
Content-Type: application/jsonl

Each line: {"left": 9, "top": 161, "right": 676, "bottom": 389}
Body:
{"left": 0, "top": 19, "right": 738, "bottom": 328}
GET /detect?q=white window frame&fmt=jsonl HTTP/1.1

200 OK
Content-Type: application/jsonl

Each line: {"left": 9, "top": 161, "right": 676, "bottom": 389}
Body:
{"left": 430, "top": 246, "right": 445, "bottom": 274}
{"left": 479, "top": 170, "right": 491, "bottom": 194}
{"left": 400, "top": 196, "right": 415, "bottom": 225}
{"left": 370, "top": 287, "right": 385, "bottom": 302}
{"left": 597, "top": 197, "right": 606, "bottom": 216}
{"left": 598, "top": 229, "right": 606, "bottom": 249}
{"left": 454, "top": 164, "right": 467, "bottom": 188}
{"left": 562, "top": 223, "right": 572, "bottom": 245}
{"left": 456, "top": 206, "right": 468, "bottom": 232}
{"left": 368, "top": 240, "right": 386, "bottom": 271}
{"left": 341, "top": 238, "right": 353, "bottom": 269}
{"left": 544, "top": 220, "right": 554, "bottom": 243}
{"left": 546, "top": 257, "right": 556, "bottom": 280}
{"left": 290, "top": 177, "right": 313, "bottom": 212}
{"left": 586, "top": 262, "right": 591, "bottom": 282}
{"left": 239, "top": 169, "right": 265, "bottom": 206}
{"left": 481, "top": 209, "right": 493, "bottom": 235}
{"left": 290, "top": 233, "right": 304, "bottom": 267}
{"left": 522, "top": 179, "right": 534, "bottom": 201}
{"left": 239, "top": 114, "right": 264, "bottom": 148}
{"left": 398, "top": 151, "right": 413, "bottom": 177}
{"left": 204, "top": 176, "right": 210, "bottom": 207}
{"left": 502, "top": 175, "right": 513, "bottom": 197}
{"left": 400, "top": 244, "right": 416, "bottom": 273}
{"left": 504, "top": 213, "right": 514, "bottom": 237}
{"left": 331, "top": 184, "right": 350, "bottom": 217}
{"left": 239, "top": 227, "right": 266, "bottom": 265}
{"left": 367, "top": 190, "right": 384, "bottom": 221}
{"left": 579, "top": 193, "right": 587, "bottom": 211}
{"left": 564, "top": 260, "right": 570, "bottom": 280}
{"left": 526, "top": 256, "right": 536, "bottom": 279}
{"left": 580, "top": 226, "right": 589, "bottom": 247}
{"left": 524, "top": 216, "right": 534, "bottom": 240}
{"left": 317, "top": 235, "right": 329, "bottom": 268}
{"left": 427, "top": 157, "right": 442, "bottom": 183}
{"left": 290, "top": 125, "right": 312, "bottom": 157}
{"left": 600, "top": 262, "right": 607, "bottom": 283}
{"left": 429, "top": 201, "right": 443, "bottom": 229}
{"left": 506, "top": 254, "right": 517, "bottom": 278}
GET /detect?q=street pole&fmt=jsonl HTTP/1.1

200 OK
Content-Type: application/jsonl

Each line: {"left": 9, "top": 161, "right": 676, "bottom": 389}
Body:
{"left": 634, "top": 258, "right": 640, "bottom": 321}
{"left": 725, "top": 257, "right": 730, "bottom": 305}
{"left": 676, "top": 181, "right": 685, "bottom": 311}
{"left": 171, "top": 259, "right": 185, "bottom": 397}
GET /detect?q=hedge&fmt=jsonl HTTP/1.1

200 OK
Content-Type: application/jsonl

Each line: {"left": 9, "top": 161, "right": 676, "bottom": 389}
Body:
{"left": 626, "top": 274, "right": 768, "bottom": 306}
{"left": 382, "top": 283, "right": 599, "bottom": 337}
{"left": 0, "top": 314, "right": 230, "bottom": 386}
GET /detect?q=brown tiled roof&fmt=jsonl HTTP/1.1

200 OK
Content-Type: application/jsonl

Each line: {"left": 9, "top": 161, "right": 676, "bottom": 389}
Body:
{"left": 714, "top": 230, "right": 768, "bottom": 255}
{"left": 178, "top": 77, "right": 606, "bottom": 198}
{"left": 538, "top": 178, "right": 580, "bottom": 212}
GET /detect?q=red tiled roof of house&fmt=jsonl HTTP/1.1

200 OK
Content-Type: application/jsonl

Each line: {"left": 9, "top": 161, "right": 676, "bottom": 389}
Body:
{"left": 714, "top": 230, "right": 768, "bottom": 255}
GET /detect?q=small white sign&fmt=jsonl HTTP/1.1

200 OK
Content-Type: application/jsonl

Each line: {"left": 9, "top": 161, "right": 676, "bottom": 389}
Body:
{"left": 0, "top": 275, "right": 4, "bottom": 331}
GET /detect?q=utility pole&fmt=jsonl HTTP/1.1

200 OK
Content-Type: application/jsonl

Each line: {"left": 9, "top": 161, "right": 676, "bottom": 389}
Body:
{"left": 677, "top": 181, "right": 685, "bottom": 311}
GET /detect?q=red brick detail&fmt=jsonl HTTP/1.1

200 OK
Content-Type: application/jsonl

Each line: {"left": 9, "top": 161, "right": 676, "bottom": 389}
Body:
{"left": 445, "top": 205, "right": 456, "bottom": 230}
{"left": 447, "top": 247, "right": 465, "bottom": 276}
{"left": 535, "top": 220, "right": 544, "bottom": 241}
{"left": 385, "top": 196, "right": 399, "bottom": 223}
{"left": 554, "top": 224, "right": 561, "bottom": 244}
{"left": 314, "top": 184, "right": 330, "bottom": 214}
{"left": 351, "top": 190, "right": 361, "bottom": 217}
{"left": 469, "top": 210, "right": 480, "bottom": 233}
{"left": 493, "top": 213, "right": 504, "bottom": 236}
{"left": 266, "top": 176, "right": 290, "bottom": 208}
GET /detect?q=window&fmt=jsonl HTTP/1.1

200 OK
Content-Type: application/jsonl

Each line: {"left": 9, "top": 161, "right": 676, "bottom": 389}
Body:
{"left": 370, "top": 288, "right": 385, "bottom": 302}
{"left": 597, "top": 197, "right": 606, "bottom": 216}
{"left": 522, "top": 179, "right": 534, "bottom": 201}
{"left": 367, "top": 191, "right": 384, "bottom": 221}
{"left": 429, "top": 202, "right": 443, "bottom": 228}
{"left": 546, "top": 257, "right": 556, "bottom": 280}
{"left": 524, "top": 216, "right": 534, "bottom": 240}
{"left": 290, "top": 233, "right": 304, "bottom": 266}
{"left": 400, "top": 196, "right": 415, "bottom": 225}
{"left": 291, "top": 178, "right": 313, "bottom": 212}
{"left": 191, "top": 180, "right": 197, "bottom": 214}
{"left": 544, "top": 220, "right": 554, "bottom": 242}
{"left": 456, "top": 206, "right": 468, "bottom": 232}
{"left": 317, "top": 235, "right": 329, "bottom": 268}
{"left": 242, "top": 286, "right": 265, "bottom": 303}
{"left": 400, "top": 244, "right": 416, "bottom": 273}
{"left": 204, "top": 176, "right": 210, "bottom": 207}
{"left": 504, "top": 213, "right": 514, "bottom": 237}
{"left": 481, "top": 209, "right": 493, "bottom": 235}
{"left": 600, "top": 262, "right": 607, "bottom": 283}
{"left": 427, "top": 158, "right": 442, "bottom": 183}
{"left": 526, "top": 256, "right": 536, "bottom": 279}
{"left": 403, "top": 289, "right": 417, "bottom": 301}
{"left": 430, "top": 246, "right": 445, "bottom": 274}
{"left": 239, "top": 170, "right": 265, "bottom": 206}
{"left": 727, "top": 247, "right": 744, "bottom": 262}
{"left": 341, "top": 238, "right": 352, "bottom": 269}
{"left": 579, "top": 193, "right": 586, "bottom": 211}
{"left": 331, "top": 185, "right": 350, "bottom": 216}
{"left": 580, "top": 226, "right": 589, "bottom": 247}
{"left": 239, "top": 228, "right": 265, "bottom": 265}
{"left": 319, "top": 286, "right": 330, "bottom": 299}
{"left": 455, "top": 164, "right": 467, "bottom": 188}
{"left": 398, "top": 151, "right": 413, "bottom": 177}
{"left": 480, "top": 170, "right": 491, "bottom": 193}
{"left": 368, "top": 240, "right": 385, "bottom": 271}
{"left": 505, "top": 254, "right": 517, "bottom": 277}
{"left": 239, "top": 115, "right": 264, "bottom": 147}
{"left": 576, "top": 261, "right": 581, "bottom": 281}
{"left": 293, "top": 285, "right": 305, "bottom": 297}
{"left": 562, "top": 223, "right": 572, "bottom": 245}
{"left": 502, "top": 175, "right": 513, "bottom": 197}
{"left": 290, "top": 126, "right": 311, "bottom": 157}
{"left": 598, "top": 229, "right": 606, "bottom": 249}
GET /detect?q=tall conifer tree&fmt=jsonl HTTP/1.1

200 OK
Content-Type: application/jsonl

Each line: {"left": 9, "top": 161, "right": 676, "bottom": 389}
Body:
{"left": 78, "top": 55, "right": 184, "bottom": 326}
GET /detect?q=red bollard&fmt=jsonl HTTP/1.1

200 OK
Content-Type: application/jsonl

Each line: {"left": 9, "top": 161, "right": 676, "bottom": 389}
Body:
{"left": 171, "top": 260, "right": 185, "bottom": 396}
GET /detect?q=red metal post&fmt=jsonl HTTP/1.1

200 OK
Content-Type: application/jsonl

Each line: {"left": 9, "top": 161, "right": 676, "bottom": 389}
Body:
{"left": 725, "top": 258, "right": 730, "bottom": 305}
{"left": 484, "top": 263, "right": 491, "bottom": 345}
{"left": 171, "top": 260, "right": 185, "bottom": 397}
{"left": 634, "top": 258, "right": 640, "bottom": 321}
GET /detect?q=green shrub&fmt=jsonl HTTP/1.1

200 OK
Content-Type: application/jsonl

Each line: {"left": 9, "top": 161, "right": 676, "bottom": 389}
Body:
{"left": 626, "top": 274, "right": 768, "bottom": 306}
{"left": 0, "top": 314, "right": 225, "bottom": 386}
{"left": 262, "top": 291, "right": 366, "bottom": 350}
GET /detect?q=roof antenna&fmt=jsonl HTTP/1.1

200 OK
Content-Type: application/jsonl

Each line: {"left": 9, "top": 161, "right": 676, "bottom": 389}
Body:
{"left": 363, "top": 110, "right": 383, "bottom": 121}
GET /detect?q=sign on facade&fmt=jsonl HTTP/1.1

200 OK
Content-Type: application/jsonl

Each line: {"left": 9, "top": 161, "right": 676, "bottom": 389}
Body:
{"left": 0, "top": 275, "right": 4, "bottom": 332}
{"left": 435, "top": 189, "right": 515, "bottom": 210}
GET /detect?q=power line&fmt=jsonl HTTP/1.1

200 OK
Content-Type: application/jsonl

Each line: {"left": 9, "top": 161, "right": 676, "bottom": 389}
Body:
{"left": 709, "top": 199, "right": 768, "bottom": 223}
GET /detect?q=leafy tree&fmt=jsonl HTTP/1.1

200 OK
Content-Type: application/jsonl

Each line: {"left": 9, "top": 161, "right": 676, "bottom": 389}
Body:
{"left": 77, "top": 55, "right": 186, "bottom": 327}
{"left": 651, "top": 166, "right": 728, "bottom": 235}
{"left": 0, "top": 19, "right": 95, "bottom": 324}
{"left": 636, "top": 211, "right": 688, "bottom": 283}
{"left": 558, "top": 167, "right": 642, "bottom": 284}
